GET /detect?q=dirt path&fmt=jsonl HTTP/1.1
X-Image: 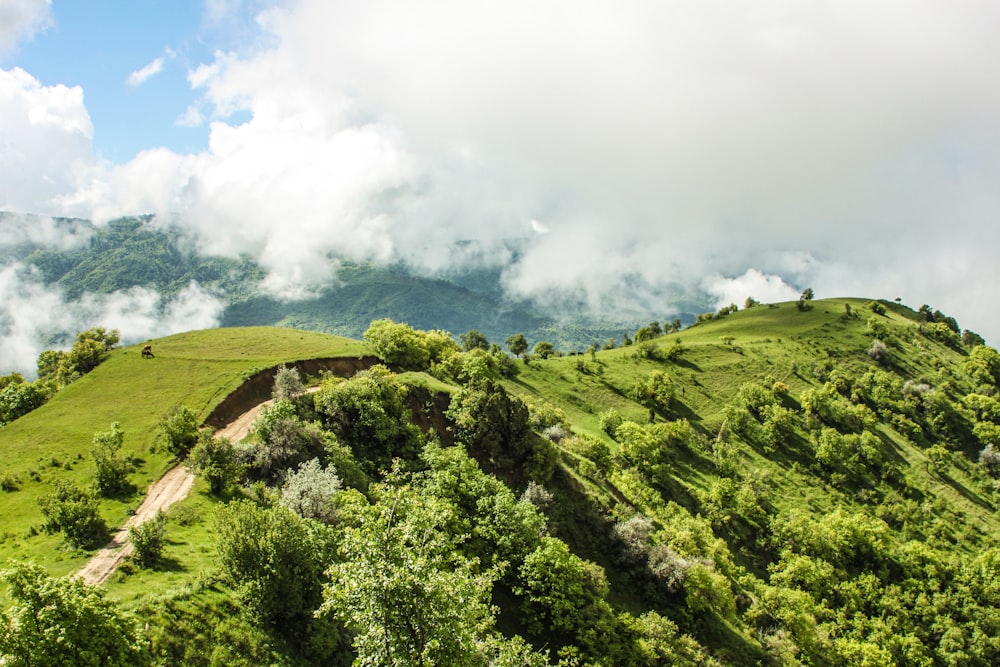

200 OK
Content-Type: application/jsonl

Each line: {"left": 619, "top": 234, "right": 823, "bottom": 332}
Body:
{"left": 78, "top": 388, "right": 319, "bottom": 585}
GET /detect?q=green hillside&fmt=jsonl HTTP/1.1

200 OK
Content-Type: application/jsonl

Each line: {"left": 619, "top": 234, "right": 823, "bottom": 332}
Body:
{"left": 0, "top": 328, "right": 370, "bottom": 575}
{"left": 3, "top": 299, "right": 1000, "bottom": 666}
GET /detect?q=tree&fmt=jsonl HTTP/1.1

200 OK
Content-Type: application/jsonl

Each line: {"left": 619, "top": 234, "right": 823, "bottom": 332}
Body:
{"left": 744, "top": 296, "right": 760, "bottom": 309}
{"left": 0, "top": 563, "right": 150, "bottom": 667}
{"left": 364, "top": 318, "right": 431, "bottom": 369}
{"left": 505, "top": 333, "right": 529, "bottom": 361}
{"left": 321, "top": 483, "right": 498, "bottom": 666}
{"left": 533, "top": 341, "right": 555, "bottom": 359}
{"left": 314, "top": 365, "right": 423, "bottom": 473}
{"left": 157, "top": 405, "right": 200, "bottom": 457}
{"left": 279, "top": 458, "right": 342, "bottom": 524}
{"left": 797, "top": 288, "right": 815, "bottom": 311}
{"left": 91, "top": 422, "right": 134, "bottom": 497}
{"left": 128, "top": 511, "right": 166, "bottom": 568}
{"left": 446, "top": 380, "right": 531, "bottom": 466}
{"left": 272, "top": 365, "right": 305, "bottom": 401}
{"left": 187, "top": 429, "right": 242, "bottom": 495}
{"left": 460, "top": 329, "right": 490, "bottom": 352}
{"left": 68, "top": 327, "right": 120, "bottom": 375}
{"left": 0, "top": 378, "right": 48, "bottom": 425}
{"left": 37, "top": 481, "right": 108, "bottom": 549}
{"left": 216, "top": 501, "right": 337, "bottom": 643}
{"left": 631, "top": 369, "right": 674, "bottom": 414}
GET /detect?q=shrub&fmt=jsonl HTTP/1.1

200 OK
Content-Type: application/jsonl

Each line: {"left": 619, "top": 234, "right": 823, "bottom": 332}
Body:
{"left": 868, "top": 339, "right": 889, "bottom": 363}
{"left": 128, "top": 511, "right": 166, "bottom": 568}
{"left": 157, "top": 405, "right": 200, "bottom": 457}
{"left": 279, "top": 458, "right": 342, "bottom": 524}
{"left": 272, "top": 365, "right": 305, "bottom": 401}
{"left": 91, "top": 422, "right": 134, "bottom": 497}
{"left": 37, "top": 481, "right": 108, "bottom": 549}
{"left": 980, "top": 444, "right": 1000, "bottom": 477}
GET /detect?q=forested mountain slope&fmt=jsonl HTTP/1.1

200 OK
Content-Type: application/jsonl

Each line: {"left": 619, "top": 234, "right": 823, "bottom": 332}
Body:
{"left": 2, "top": 214, "right": 665, "bottom": 350}
{"left": 2, "top": 299, "right": 1000, "bottom": 666}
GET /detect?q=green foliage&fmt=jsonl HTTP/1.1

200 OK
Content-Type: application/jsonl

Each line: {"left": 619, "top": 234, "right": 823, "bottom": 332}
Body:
{"left": 460, "top": 329, "right": 490, "bottom": 351}
{"left": 630, "top": 369, "right": 674, "bottom": 413}
{"left": 446, "top": 379, "right": 531, "bottom": 465}
{"left": 37, "top": 481, "right": 108, "bottom": 549}
{"left": 505, "top": 332, "right": 529, "bottom": 360}
{"left": 322, "top": 481, "right": 498, "bottom": 666}
{"left": 364, "top": 318, "right": 459, "bottom": 370}
{"left": 533, "top": 340, "right": 555, "bottom": 359}
{"left": 188, "top": 430, "right": 243, "bottom": 495}
{"left": 516, "top": 536, "right": 612, "bottom": 645}
{"left": 128, "top": 511, "right": 167, "bottom": 568}
{"left": 314, "top": 365, "right": 423, "bottom": 473}
{"left": 0, "top": 563, "right": 150, "bottom": 666}
{"left": 244, "top": 402, "right": 326, "bottom": 483}
{"left": 157, "top": 405, "right": 200, "bottom": 457}
{"left": 868, "top": 300, "right": 887, "bottom": 316}
{"left": 965, "top": 345, "right": 1000, "bottom": 387}
{"left": 216, "top": 500, "right": 339, "bottom": 650}
{"left": 0, "top": 377, "right": 48, "bottom": 425}
{"left": 90, "top": 422, "right": 134, "bottom": 497}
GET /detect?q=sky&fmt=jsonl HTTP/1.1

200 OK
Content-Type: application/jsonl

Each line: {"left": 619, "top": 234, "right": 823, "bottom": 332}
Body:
{"left": 2, "top": 0, "right": 1000, "bottom": 373}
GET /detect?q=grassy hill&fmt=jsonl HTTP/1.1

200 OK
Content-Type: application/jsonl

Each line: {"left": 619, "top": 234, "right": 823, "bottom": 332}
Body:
{"left": 3, "top": 298, "right": 1000, "bottom": 665}
{"left": 0, "top": 328, "right": 370, "bottom": 576}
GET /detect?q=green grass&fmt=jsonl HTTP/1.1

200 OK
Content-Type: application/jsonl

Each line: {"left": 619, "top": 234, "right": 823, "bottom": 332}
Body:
{"left": 0, "top": 327, "right": 371, "bottom": 575}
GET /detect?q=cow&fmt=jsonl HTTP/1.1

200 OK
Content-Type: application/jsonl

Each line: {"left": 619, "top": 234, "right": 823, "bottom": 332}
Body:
{"left": 141, "top": 344, "right": 154, "bottom": 358}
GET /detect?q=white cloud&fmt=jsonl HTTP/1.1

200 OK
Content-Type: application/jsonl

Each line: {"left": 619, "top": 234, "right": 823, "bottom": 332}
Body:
{"left": 0, "top": 263, "right": 224, "bottom": 377}
{"left": 0, "top": 66, "right": 94, "bottom": 213}
{"left": 126, "top": 56, "right": 165, "bottom": 88}
{"left": 5, "top": 0, "right": 1000, "bottom": 343}
{"left": 0, "top": 0, "right": 51, "bottom": 54}
{"left": 705, "top": 270, "right": 801, "bottom": 309}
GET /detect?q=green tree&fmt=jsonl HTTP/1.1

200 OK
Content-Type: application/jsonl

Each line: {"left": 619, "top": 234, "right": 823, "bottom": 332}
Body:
{"left": 187, "top": 429, "right": 243, "bottom": 495}
{"left": 91, "top": 422, "right": 134, "bottom": 497}
{"left": 128, "top": 511, "right": 166, "bottom": 568}
{"left": 0, "top": 378, "right": 48, "bottom": 425}
{"left": 215, "top": 500, "right": 342, "bottom": 654}
{"left": 321, "top": 482, "right": 498, "bottom": 666}
{"left": 314, "top": 365, "right": 423, "bottom": 473}
{"left": 516, "top": 536, "right": 613, "bottom": 646}
{"left": 364, "top": 318, "right": 429, "bottom": 369}
{"left": 0, "top": 563, "right": 150, "bottom": 666}
{"left": 505, "top": 332, "right": 529, "bottom": 361}
{"left": 460, "top": 329, "right": 490, "bottom": 352}
{"left": 631, "top": 369, "right": 674, "bottom": 414}
{"left": 37, "top": 481, "right": 108, "bottom": 549}
{"left": 157, "top": 405, "right": 200, "bottom": 457}
{"left": 532, "top": 340, "right": 555, "bottom": 359}
{"left": 69, "top": 327, "right": 120, "bottom": 375}
{"left": 446, "top": 380, "right": 531, "bottom": 466}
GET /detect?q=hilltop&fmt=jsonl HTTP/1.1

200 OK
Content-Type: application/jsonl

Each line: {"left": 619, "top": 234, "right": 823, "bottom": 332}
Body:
{"left": 2, "top": 298, "right": 1000, "bottom": 666}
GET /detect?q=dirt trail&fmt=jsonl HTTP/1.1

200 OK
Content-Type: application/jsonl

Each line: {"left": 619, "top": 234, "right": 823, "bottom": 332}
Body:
{"left": 77, "top": 391, "right": 311, "bottom": 585}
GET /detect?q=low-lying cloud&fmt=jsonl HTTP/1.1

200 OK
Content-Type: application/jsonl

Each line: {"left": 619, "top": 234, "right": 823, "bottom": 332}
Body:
{"left": 3, "top": 0, "right": 1000, "bottom": 345}
{"left": 0, "top": 261, "right": 224, "bottom": 377}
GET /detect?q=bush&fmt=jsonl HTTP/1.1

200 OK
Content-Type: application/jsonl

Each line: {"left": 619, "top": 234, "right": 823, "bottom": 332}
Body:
{"left": 868, "top": 339, "right": 889, "bottom": 363}
{"left": 91, "top": 422, "right": 134, "bottom": 498}
{"left": 279, "top": 458, "right": 342, "bottom": 524}
{"left": 272, "top": 365, "right": 305, "bottom": 401}
{"left": 128, "top": 511, "right": 166, "bottom": 568}
{"left": 38, "top": 481, "right": 108, "bottom": 549}
{"left": 980, "top": 444, "right": 1000, "bottom": 477}
{"left": 157, "top": 405, "right": 200, "bottom": 457}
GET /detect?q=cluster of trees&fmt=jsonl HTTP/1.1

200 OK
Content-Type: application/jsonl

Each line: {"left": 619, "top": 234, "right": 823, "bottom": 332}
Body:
{"left": 0, "top": 327, "right": 120, "bottom": 426}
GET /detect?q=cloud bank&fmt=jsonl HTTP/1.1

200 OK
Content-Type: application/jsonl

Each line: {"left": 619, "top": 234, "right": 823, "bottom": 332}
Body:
{"left": 3, "top": 0, "right": 1000, "bottom": 345}
{"left": 0, "top": 262, "right": 224, "bottom": 377}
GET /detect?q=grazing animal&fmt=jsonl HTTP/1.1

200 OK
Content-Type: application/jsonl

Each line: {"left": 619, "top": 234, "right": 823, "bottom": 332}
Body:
{"left": 141, "top": 344, "right": 154, "bottom": 358}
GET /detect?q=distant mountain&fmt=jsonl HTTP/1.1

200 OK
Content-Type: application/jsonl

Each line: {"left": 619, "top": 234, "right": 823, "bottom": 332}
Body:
{"left": 3, "top": 214, "right": 700, "bottom": 350}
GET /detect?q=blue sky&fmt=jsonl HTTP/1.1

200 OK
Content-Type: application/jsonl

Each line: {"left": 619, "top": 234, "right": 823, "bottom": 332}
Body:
{"left": 2, "top": 0, "right": 1000, "bottom": 373}
{"left": 4, "top": 1, "right": 254, "bottom": 162}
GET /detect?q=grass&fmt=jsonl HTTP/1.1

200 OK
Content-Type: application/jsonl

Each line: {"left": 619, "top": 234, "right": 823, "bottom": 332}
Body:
{"left": 0, "top": 327, "right": 371, "bottom": 576}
